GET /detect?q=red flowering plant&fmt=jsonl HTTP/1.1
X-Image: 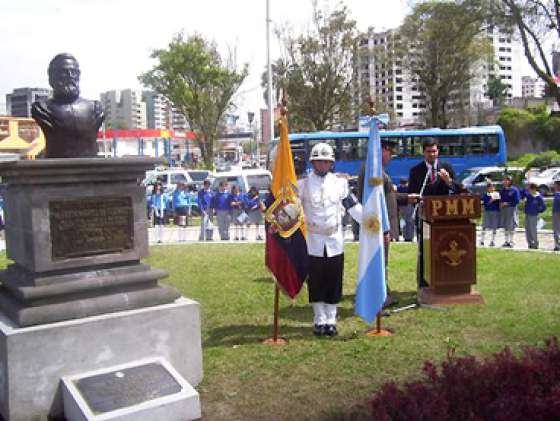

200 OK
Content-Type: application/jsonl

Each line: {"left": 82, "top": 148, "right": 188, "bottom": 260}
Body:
{"left": 370, "top": 337, "right": 560, "bottom": 421}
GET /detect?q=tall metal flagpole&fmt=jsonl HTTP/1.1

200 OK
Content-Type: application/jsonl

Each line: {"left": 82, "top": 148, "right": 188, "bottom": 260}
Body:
{"left": 267, "top": 0, "right": 274, "bottom": 148}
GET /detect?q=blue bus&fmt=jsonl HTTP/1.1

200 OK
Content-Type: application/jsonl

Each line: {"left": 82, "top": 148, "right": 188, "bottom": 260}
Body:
{"left": 285, "top": 125, "right": 507, "bottom": 183}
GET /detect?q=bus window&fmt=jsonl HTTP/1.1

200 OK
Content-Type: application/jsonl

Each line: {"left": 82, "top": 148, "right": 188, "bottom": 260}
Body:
{"left": 338, "top": 137, "right": 367, "bottom": 161}
{"left": 486, "top": 134, "right": 499, "bottom": 154}
{"left": 464, "top": 135, "right": 485, "bottom": 155}
{"left": 398, "top": 136, "right": 412, "bottom": 157}
{"left": 411, "top": 136, "right": 425, "bottom": 156}
{"left": 437, "top": 136, "right": 464, "bottom": 156}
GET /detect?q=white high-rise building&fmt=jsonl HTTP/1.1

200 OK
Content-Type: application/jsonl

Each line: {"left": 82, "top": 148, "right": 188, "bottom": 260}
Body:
{"left": 521, "top": 76, "right": 545, "bottom": 98}
{"left": 100, "top": 89, "right": 147, "bottom": 130}
{"left": 356, "top": 25, "right": 524, "bottom": 126}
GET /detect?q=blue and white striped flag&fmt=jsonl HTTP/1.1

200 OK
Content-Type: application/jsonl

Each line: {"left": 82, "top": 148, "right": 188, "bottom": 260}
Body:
{"left": 355, "top": 117, "right": 390, "bottom": 323}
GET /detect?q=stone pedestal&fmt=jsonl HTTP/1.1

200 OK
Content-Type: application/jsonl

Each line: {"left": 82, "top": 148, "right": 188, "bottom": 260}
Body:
{"left": 0, "top": 297, "right": 202, "bottom": 421}
{"left": 0, "top": 158, "right": 180, "bottom": 327}
{"left": 0, "top": 158, "right": 203, "bottom": 420}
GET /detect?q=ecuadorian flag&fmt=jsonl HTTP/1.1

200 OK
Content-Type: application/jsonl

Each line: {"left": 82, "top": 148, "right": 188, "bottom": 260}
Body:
{"left": 355, "top": 117, "right": 389, "bottom": 323}
{"left": 265, "top": 116, "right": 308, "bottom": 299}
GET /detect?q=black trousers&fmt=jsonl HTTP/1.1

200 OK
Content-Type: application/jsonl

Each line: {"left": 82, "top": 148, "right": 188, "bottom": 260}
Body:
{"left": 308, "top": 249, "right": 344, "bottom": 304}
{"left": 415, "top": 213, "right": 428, "bottom": 288}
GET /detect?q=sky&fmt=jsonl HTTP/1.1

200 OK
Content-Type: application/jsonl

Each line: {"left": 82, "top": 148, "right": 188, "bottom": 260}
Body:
{"left": 0, "top": 0, "right": 410, "bottom": 124}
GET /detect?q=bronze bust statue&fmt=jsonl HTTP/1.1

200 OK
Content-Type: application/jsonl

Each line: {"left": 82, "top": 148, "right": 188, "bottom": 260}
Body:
{"left": 32, "top": 53, "right": 104, "bottom": 158}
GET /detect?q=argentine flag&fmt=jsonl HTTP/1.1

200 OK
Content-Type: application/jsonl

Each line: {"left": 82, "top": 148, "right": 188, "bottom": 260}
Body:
{"left": 355, "top": 117, "right": 390, "bottom": 323}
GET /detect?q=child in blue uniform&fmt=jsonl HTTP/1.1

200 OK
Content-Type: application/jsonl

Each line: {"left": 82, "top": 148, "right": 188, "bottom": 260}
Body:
{"left": 521, "top": 183, "right": 546, "bottom": 249}
{"left": 230, "top": 184, "right": 246, "bottom": 241}
{"left": 244, "top": 186, "right": 264, "bottom": 241}
{"left": 211, "top": 182, "right": 232, "bottom": 240}
{"left": 499, "top": 175, "right": 520, "bottom": 247}
{"left": 172, "top": 181, "right": 190, "bottom": 241}
{"left": 553, "top": 180, "right": 560, "bottom": 251}
{"left": 481, "top": 181, "right": 500, "bottom": 246}
{"left": 149, "top": 183, "right": 168, "bottom": 243}
{"left": 197, "top": 179, "right": 214, "bottom": 241}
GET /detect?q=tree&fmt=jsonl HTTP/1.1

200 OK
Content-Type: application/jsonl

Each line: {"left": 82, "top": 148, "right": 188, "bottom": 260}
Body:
{"left": 486, "top": 75, "right": 510, "bottom": 106}
{"left": 399, "top": 1, "right": 493, "bottom": 128}
{"left": 139, "top": 34, "right": 248, "bottom": 168}
{"left": 499, "top": 1, "right": 560, "bottom": 107}
{"left": 262, "top": 1, "right": 358, "bottom": 131}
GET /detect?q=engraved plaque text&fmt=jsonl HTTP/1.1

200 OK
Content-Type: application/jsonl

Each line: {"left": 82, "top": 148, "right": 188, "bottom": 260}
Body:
{"left": 50, "top": 196, "right": 134, "bottom": 260}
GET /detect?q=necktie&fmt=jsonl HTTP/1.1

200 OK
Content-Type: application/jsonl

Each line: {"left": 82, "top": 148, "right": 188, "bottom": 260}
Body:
{"left": 431, "top": 166, "right": 436, "bottom": 184}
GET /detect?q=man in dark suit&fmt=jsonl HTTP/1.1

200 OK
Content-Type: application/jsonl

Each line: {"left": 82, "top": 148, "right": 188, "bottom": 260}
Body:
{"left": 408, "top": 138, "right": 462, "bottom": 288}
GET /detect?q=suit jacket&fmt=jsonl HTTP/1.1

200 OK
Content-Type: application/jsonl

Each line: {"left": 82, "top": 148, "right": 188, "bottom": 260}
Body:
{"left": 407, "top": 160, "right": 461, "bottom": 196}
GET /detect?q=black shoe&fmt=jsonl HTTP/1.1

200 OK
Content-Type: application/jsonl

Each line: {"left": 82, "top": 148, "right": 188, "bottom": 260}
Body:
{"left": 324, "top": 324, "right": 338, "bottom": 337}
{"left": 313, "top": 324, "right": 326, "bottom": 336}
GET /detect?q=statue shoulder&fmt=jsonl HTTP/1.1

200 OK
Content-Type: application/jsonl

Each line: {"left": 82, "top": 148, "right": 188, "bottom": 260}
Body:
{"left": 31, "top": 99, "right": 53, "bottom": 126}
{"left": 93, "top": 100, "right": 104, "bottom": 119}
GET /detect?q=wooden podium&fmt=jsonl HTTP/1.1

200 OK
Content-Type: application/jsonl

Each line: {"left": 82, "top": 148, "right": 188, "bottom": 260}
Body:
{"left": 418, "top": 195, "right": 484, "bottom": 305}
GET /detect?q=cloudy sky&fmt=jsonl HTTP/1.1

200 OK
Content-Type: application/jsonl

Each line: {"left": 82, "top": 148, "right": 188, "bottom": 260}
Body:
{"left": 1, "top": 0, "right": 410, "bottom": 122}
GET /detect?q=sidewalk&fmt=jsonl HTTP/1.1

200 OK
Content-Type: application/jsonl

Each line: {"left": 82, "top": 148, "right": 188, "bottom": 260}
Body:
{"left": 146, "top": 225, "right": 559, "bottom": 253}
{"left": 0, "top": 226, "right": 556, "bottom": 252}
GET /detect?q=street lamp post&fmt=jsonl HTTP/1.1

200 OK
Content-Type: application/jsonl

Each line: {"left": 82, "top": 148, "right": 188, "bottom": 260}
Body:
{"left": 247, "top": 111, "right": 255, "bottom": 166}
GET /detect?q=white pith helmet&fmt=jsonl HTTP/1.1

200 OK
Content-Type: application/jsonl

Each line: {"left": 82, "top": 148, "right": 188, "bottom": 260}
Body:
{"left": 310, "top": 142, "right": 335, "bottom": 162}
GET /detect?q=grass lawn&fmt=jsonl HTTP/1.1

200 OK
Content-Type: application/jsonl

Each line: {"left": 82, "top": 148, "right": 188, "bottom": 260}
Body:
{"left": 141, "top": 243, "right": 559, "bottom": 420}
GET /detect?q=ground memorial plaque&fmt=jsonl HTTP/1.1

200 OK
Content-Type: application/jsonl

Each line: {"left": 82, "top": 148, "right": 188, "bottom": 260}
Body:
{"left": 62, "top": 358, "right": 201, "bottom": 421}
{"left": 50, "top": 196, "right": 134, "bottom": 259}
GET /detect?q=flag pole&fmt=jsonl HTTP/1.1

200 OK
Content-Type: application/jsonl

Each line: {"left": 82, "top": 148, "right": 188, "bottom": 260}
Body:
{"left": 365, "top": 313, "right": 393, "bottom": 337}
{"left": 263, "top": 284, "right": 288, "bottom": 345}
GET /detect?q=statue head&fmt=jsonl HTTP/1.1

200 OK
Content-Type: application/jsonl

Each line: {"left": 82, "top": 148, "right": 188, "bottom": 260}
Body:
{"left": 48, "top": 53, "right": 81, "bottom": 102}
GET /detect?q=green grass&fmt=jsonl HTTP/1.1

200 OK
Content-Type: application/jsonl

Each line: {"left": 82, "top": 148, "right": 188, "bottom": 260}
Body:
{"left": 140, "top": 243, "right": 559, "bottom": 420}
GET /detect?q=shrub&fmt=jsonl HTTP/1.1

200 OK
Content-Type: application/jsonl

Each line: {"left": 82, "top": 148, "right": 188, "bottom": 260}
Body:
{"left": 370, "top": 337, "right": 560, "bottom": 421}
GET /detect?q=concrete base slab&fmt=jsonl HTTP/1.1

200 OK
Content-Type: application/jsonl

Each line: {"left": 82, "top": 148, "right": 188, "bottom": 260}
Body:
{"left": 62, "top": 358, "right": 201, "bottom": 421}
{"left": 418, "top": 287, "right": 484, "bottom": 305}
{"left": 0, "top": 297, "right": 202, "bottom": 421}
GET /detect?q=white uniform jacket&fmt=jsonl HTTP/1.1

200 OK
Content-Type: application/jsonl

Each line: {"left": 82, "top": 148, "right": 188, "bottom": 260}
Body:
{"left": 299, "top": 172, "right": 362, "bottom": 257}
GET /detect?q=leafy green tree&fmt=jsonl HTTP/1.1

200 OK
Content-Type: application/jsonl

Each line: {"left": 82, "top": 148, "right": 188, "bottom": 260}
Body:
{"left": 262, "top": 2, "right": 358, "bottom": 131}
{"left": 498, "top": 1, "right": 560, "bottom": 107}
{"left": 139, "top": 34, "right": 248, "bottom": 168}
{"left": 399, "top": 1, "right": 493, "bottom": 128}
{"left": 486, "top": 75, "right": 509, "bottom": 106}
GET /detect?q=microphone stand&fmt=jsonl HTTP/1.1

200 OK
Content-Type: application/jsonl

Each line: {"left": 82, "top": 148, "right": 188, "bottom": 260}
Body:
{"left": 390, "top": 165, "right": 447, "bottom": 314}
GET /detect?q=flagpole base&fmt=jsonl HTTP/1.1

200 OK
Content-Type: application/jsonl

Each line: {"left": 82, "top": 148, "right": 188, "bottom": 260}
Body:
{"left": 365, "top": 328, "right": 393, "bottom": 337}
{"left": 262, "top": 337, "right": 288, "bottom": 346}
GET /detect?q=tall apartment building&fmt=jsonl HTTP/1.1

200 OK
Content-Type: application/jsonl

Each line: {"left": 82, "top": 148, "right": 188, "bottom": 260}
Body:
{"left": 356, "top": 25, "right": 523, "bottom": 126}
{"left": 100, "top": 89, "right": 147, "bottom": 130}
{"left": 142, "top": 91, "right": 168, "bottom": 129}
{"left": 521, "top": 76, "right": 545, "bottom": 98}
{"left": 6, "top": 87, "right": 51, "bottom": 118}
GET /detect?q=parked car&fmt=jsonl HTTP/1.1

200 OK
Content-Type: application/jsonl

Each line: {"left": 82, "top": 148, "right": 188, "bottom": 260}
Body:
{"left": 211, "top": 168, "right": 272, "bottom": 199}
{"left": 186, "top": 169, "right": 213, "bottom": 190}
{"left": 459, "top": 166, "right": 525, "bottom": 195}
{"left": 525, "top": 167, "right": 560, "bottom": 195}
{"left": 142, "top": 168, "right": 193, "bottom": 197}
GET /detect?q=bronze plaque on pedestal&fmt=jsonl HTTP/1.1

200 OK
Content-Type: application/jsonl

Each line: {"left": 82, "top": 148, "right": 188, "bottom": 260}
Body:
{"left": 50, "top": 196, "right": 134, "bottom": 260}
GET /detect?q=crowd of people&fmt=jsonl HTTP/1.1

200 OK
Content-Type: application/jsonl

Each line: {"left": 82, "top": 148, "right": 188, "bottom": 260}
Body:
{"left": 352, "top": 173, "right": 560, "bottom": 252}
{"left": 147, "top": 179, "right": 266, "bottom": 243}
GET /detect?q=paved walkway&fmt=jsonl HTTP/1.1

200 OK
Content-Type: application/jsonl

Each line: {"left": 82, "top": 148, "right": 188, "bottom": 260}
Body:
{"left": 0, "top": 226, "right": 556, "bottom": 253}
{"left": 145, "top": 225, "right": 559, "bottom": 253}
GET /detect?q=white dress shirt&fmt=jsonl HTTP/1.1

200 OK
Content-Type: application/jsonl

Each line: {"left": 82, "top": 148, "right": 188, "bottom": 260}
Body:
{"left": 298, "top": 172, "right": 349, "bottom": 257}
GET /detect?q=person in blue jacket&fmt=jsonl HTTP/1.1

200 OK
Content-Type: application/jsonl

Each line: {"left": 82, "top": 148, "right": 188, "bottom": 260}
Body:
{"left": 244, "top": 186, "right": 265, "bottom": 241}
{"left": 172, "top": 181, "right": 190, "bottom": 242}
{"left": 197, "top": 179, "right": 214, "bottom": 241}
{"left": 521, "top": 183, "right": 546, "bottom": 249}
{"left": 553, "top": 180, "right": 560, "bottom": 251}
{"left": 480, "top": 181, "right": 500, "bottom": 247}
{"left": 211, "top": 181, "right": 232, "bottom": 240}
{"left": 230, "top": 184, "right": 246, "bottom": 241}
{"left": 499, "top": 175, "right": 521, "bottom": 247}
{"left": 149, "top": 183, "right": 168, "bottom": 243}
